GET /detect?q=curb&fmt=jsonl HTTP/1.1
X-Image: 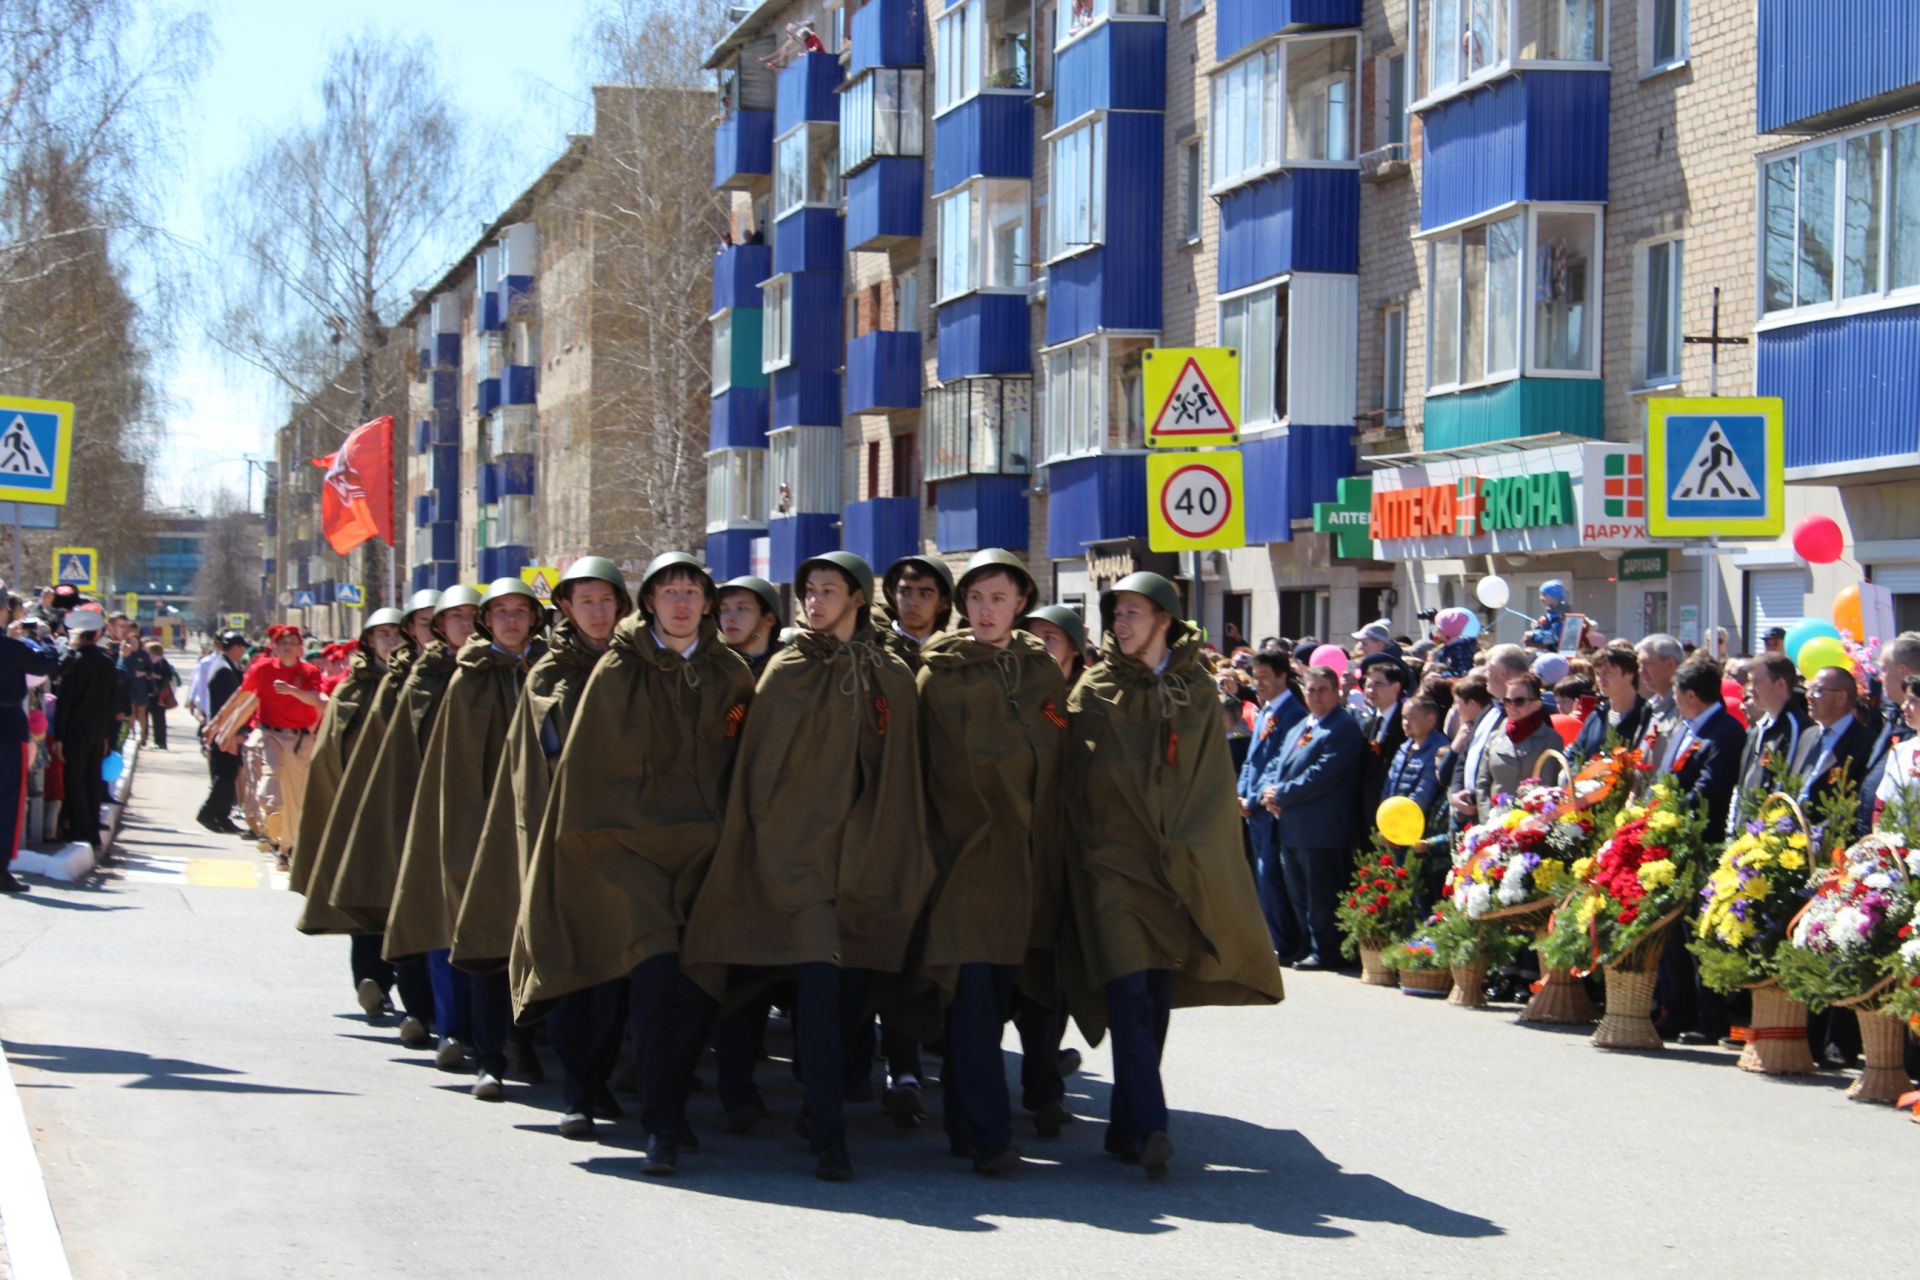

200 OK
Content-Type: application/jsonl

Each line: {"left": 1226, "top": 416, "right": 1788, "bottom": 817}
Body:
{"left": 0, "top": 1042, "right": 73, "bottom": 1279}
{"left": 11, "top": 736, "right": 139, "bottom": 885}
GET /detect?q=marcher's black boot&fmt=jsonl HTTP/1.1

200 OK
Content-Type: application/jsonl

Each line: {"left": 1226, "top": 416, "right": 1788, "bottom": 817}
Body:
{"left": 1, "top": 869, "right": 28, "bottom": 894}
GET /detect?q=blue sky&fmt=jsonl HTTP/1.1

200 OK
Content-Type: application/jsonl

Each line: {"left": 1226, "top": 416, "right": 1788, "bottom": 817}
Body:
{"left": 154, "top": 0, "right": 597, "bottom": 510}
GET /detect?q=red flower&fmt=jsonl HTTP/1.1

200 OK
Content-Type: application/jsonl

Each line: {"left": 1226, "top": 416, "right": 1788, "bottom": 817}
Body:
{"left": 1373, "top": 879, "right": 1391, "bottom": 891}
{"left": 1900, "top": 924, "right": 1914, "bottom": 940}
{"left": 1348, "top": 896, "right": 1359, "bottom": 908}
{"left": 1374, "top": 893, "right": 1390, "bottom": 907}
{"left": 1364, "top": 904, "right": 1379, "bottom": 915}
{"left": 1618, "top": 905, "right": 1639, "bottom": 925}
{"left": 1394, "top": 867, "right": 1409, "bottom": 880}
{"left": 1378, "top": 854, "right": 1394, "bottom": 867}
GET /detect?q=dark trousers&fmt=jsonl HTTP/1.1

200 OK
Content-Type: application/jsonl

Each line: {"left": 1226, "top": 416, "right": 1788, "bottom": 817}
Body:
{"left": 1105, "top": 969, "right": 1172, "bottom": 1150}
{"left": 552, "top": 979, "right": 627, "bottom": 1114}
{"left": 1248, "top": 818, "right": 1302, "bottom": 958}
{"left": 713, "top": 990, "right": 774, "bottom": 1112}
{"left": 1279, "top": 844, "right": 1344, "bottom": 964}
{"left": 392, "top": 952, "right": 434, "bottom": 1025}
{"left": 794, "top": 962, "right": 871, "bottom": 1151}
{"left": 469, "top": 968, "right": 514, "bottom": 1077}
{"left": 1013, "top": 990, "right": 1065, "bottom": 1109}
{"left": 629, "top": 952, "right": 716, "bottom": 1140}
{"left": 148, "top": 705, "right": 168, "bottom": 749}
{"left": 1, "top": 738, "right": 24, "bottom": 860}
{"left": 199, "top": 747, "right": 240, "bottom": 827}
{"left": 942, "top": 962, "right": 1017, "bottom": 1152}
{"left": 880, "top": 1020, "right": 921, "bottom": 1086}
{"left": 427, "top": 949, "right": 471, "bottom": 1040}
{"left": 61, "top": 737, "right": 107, "bottom": 848}
{"left": 349, "top": 933, "right": 393, "bottom": 993}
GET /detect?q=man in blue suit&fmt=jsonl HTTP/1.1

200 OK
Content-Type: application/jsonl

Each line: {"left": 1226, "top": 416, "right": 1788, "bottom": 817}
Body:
{"left": 1665, "top": 656, "right": 1750, "bottom": 837}
{"left": 1239, "top": 649, "right": 1305, "bottom": 958}
{"left": 1262, "top": 664, "right": 1365, "bottom": 970}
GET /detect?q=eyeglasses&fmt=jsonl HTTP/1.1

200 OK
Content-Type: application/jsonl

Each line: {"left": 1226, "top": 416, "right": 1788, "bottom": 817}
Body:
{"left": 1808, "top": 685, "right": 1848, "bottom": 698}
{"left": 1500, "top": 695, "right": 1537, "bottom": 708}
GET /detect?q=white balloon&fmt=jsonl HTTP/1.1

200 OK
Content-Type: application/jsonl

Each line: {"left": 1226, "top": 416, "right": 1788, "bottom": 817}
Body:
{"left": 1476, "top": 575, "right": 1511, "bottom": 610}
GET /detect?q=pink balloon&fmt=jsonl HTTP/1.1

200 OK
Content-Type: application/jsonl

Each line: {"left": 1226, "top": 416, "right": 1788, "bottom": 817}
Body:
{"left": 1309, "top": 644, "right": 1349, "bottom": 676}
{"left": 1792, "top": 514, "right": 1844, "bottom": 565}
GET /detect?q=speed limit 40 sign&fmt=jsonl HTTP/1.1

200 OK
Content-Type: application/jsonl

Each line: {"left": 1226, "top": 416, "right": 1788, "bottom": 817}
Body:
{"left": 1147, "top": 451, "right": 1245, "bottom": 552}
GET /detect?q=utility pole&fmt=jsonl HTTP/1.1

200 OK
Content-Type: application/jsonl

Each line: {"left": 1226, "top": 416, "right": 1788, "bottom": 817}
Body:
{"left": 1681, "top": 287, "right": 1752, "bottom": 653}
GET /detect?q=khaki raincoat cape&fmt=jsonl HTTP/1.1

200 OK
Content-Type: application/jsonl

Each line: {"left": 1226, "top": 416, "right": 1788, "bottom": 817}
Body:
{"left": 511, "top": 617, "right": 753, "bottom": 1016}
{"left": 294, "top": 646, "right": 412, "bottom": 934}
{"left": 682, "top": 619, "right": 935, "bottom": 992}
{"left": 916, "top": 630, "right": 1068, "bottom": 971}
{"left": 450, "top": 621, "right": 604, "bottom": 973}
{"left": 1063, "top": 630, "right": 1285, "bottom": 1025}
{"left": 328, "top": 642, "right": 457, "bottom": 933}
{"left": 288, "top": 649, "right": 383, "bottom": 897}
{"left": 383, "top": 635, "right": 544, "bottom": 962}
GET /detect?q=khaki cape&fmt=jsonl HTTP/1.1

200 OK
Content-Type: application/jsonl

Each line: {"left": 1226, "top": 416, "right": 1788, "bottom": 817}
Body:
{"left": 287, "top": 649, "right": 382, "bottom": 897}
{"left": 382, "top": 635, "right": 543, "bottom": 962}
{"left": 1063, "top": 630, "right": 1285, "bottom": 1027}
{"left": 511, "top": 617, "right": 753, "bottom": 1015}
{"left": 328, "top": 642, "right": 458, "bottom": 933}
{"left": 449, "top": 620, "right": 603, "bottom": 973}
{"left": 295, "top": 646, "right": 412, "bottom": 935}
{"left": 682, "top": 620, "right": 935, "bottom": 990}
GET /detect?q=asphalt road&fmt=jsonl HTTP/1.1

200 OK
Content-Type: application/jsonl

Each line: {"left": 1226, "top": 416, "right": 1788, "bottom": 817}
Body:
{"left": 1, "top": 732, "right": 1914, "bottom": 1279}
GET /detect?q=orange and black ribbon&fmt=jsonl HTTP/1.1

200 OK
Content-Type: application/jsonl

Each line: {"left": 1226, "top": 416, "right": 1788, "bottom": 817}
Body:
{"left": 873, "top": 694, "right": 889, "bottom": 736}
{"left": 724, "top": 703, "right": 747, "bottom": 739}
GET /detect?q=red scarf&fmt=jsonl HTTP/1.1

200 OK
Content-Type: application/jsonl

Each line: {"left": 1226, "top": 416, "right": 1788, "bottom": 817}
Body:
{"left": 1504, "top": 706, "right": 1547, "bottom": 743}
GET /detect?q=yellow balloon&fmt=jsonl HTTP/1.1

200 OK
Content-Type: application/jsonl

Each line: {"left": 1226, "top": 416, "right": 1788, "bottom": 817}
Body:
{"left": 1376, "top": 795, "right": 1426, "bottom": 846}
{"left": 1796, "top": 636, "right": 1851, "bottom": 680}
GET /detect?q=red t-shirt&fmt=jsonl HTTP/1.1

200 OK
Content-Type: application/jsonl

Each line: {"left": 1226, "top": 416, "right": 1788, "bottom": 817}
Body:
{"left": 241, "top": 656, "right": 324, "bottom": 730}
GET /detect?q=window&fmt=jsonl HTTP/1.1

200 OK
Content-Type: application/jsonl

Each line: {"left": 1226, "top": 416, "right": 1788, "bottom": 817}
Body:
{"left": 1181, "top": 138, "right": 1204, "bottom": 242}
{"left": 1425, "top": 211, "right": 1523, "bottom": 391}
{"left": 1383, "top": 52, "right": 1408, "bottom": 147}
{"left": 1762, "top": 120, "right": 1920, "bottom": 318}
{"left": 1646, "top": 0, "right": 1686, "bottom": 70}
{"left": 1642, "top": 239, "right": 1682, "bottom": 385}
{"left": 925, "top": 377, "right": 1034, "bottom": 480}
{"left": 761, "top": 275, "right": 793, "bottom": 371}
{"left": 841, "top": 68, "right": 925, "bottom": 173}
{"left": 1532, "top": 209, "right": 1597, "bottom": 372}
{"left": 1220, "top": 284, "right": 1287, "bottom": 428}
{"left": 705, "top": 448, "right": 769, "bottom": 531}
{"left": 896, "top": 268, "right": 920, "bottom": 333}
{"left": 1415, "top": 0, "right": 1603, "bottom": 104}
{"left": 774, "top": 122, "right": 839, "bottom": 216}
{"left": 892, "top": 432, "right": 920, "bottom": 497}
{"left": 1210, "top": 33, "right": 1358, "bottom": 192}
{"left": 1060, "top": 0, "right": 1162, "bottom": 46}
{"left": 711, "top": 309, "right": 734, "bottom": 392}
{"left": 937, "top": 179, "right": 1030, "bottom": 300}
{"left": 1383, "top": 305, "right": 1407, "bottom": 420}
{"left": 936, "top": 0, "right": 1032, "bottom": 114}
{"left": 1043, "top": 337, "right": 1149, "bottom": 459}
{"left": 1048, "top": 116, "right": 1106, "bottom": 259}
{"left": 768, "top": 426, "right": 842, "bottom": 515}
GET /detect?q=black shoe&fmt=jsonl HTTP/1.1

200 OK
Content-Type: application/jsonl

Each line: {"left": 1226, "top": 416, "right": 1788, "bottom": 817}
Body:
{"left": 884, "top": 1081, "right": 925, "bottom": 1129}
{"left": 641, "top": 1134, "right": 680, "bottom": 1177}
{"left": 1033, "top": 1101, "right": 1070, "bottom": 1139}
{"left": 0, "top": 871, "right": 27, "bottom": 894}
{"left": 591, "top": 1085, "right": 625, "bottom": 1121}
{"left": 195, "top": 814, "right": 225, "bottom": 835}
{"left": 972, "top": 1143, "right": 1022, "bottom": 1177}
{"left": 557, "top": 1112, "right": 595, "bottom": 1141}
{"left": 726, "top": 1099, "right": 768, "bottom": 1134}
{"left": 1676, "top": 1030, "right": 1715, "bottom": 1046}
{"left": 1103, "top": 1127, "right": 1140, "bottom": 1164}
{"left": 1293, "top": 955, "right": 1326, "bottom": 971}
{"left": 1056, "top": 1048, "right": 1082, "bottom": 1078}
{"left": 814, "top": 1138, "right": 853, "bottom": 1182}
{"left": 1139, "top": 1130, "right": 1174, "bottom": 1180}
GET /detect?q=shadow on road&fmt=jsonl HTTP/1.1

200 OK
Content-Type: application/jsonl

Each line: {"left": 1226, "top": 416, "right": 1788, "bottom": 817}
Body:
{"left": 2, "top": 1040, "right": 353, "bottom": 1096}
{"left": 8, "top": 890, "right": 130, "bottom": 913}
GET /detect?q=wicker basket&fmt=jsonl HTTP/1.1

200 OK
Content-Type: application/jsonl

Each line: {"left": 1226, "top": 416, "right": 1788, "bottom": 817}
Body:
{"left": 1736, "top": 980, "right": 1816, "bottom": 1075}
{"left": 1398, "top": 967, "right": 1453, "bottom": 997}
{"left": 1521, "top": 965, "right": 1599, "bottom": 1025}
{"left": 1591, "top": 964, "right": 1664, "bottom": 1050}
{"left": 1850, "top": 1008, "right": 1913, "bottom": 1103}
{"left": 1446, "top": 961, "right": 1488, "bottom": 1007}
{"left": 1358, "top": 941, "right": 1397, "bottom": 986}
{"left": 1478, "top": 896, "right": 1555, "bottom": 929}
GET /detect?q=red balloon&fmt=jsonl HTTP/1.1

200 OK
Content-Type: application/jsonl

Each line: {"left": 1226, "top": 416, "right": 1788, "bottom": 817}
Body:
{"left": 1550, "top": 713, "right": 1581, "bottom": 747}
{"left": 1721, "top": 677, "right": 1743, "bottom": 703}
{"left": 1724, "top": 697, "right": 1749, "bottom": 728}
{"left": 1791, "top": 514, "right": 1844, "bottom": 565}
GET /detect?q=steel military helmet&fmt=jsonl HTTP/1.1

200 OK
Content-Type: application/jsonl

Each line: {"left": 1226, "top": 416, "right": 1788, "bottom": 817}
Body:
{"left": 880, "top": 553, "right": 954, "bottom": 605}
{"left": 720, "top": 574, "right": 783, "bottom": 623}
{"left": 1099, "top": 571, "right": 1187, "bottom": 644}
{"left": 474, "top": 576, "right": 543, "bottom": 640}
{"left": 361, "top": 607, "right": 406, "bottom": 634}
{"left": 556, "top": 554, "right": 633, "bottom": 617}
{"left": 795, "top": 550, "right": 875, "bottom": 606}
{"left": 637, "top": 552, "right": 715, "bottom": 615}
{"left": 406, "top": 588, "right": 442, "bottom": 616}
{"left": 431, "top": 583, "right": 485, "bottom": 643}
{"left": 1020, "top": 604, "right": 1087, "bottom": 655}
{"left": 954, "top": 548, "right": 1036, "bottom": 622}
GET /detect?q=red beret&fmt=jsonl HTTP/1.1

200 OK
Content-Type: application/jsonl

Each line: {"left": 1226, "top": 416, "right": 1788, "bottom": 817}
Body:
{"left": 267, "top": 624, "right": 302, "bottom": 642}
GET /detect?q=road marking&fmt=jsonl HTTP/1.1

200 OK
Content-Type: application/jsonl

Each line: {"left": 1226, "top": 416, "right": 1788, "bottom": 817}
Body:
{"left": 117, "top": 853, "right": 285, "bottom": 891}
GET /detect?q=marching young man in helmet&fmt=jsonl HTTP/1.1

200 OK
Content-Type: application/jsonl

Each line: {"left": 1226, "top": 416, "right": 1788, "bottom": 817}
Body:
{"left": 1063, "top": 572, "right": 1285, "bottom": 1179}
{"left": 915, "top": 550, "right": 1067, "bottom": 1175}
{"left": 331, "top": 586, "right": 479, "bottom": 1056}
{"left": 873, "top": 554, "right": 954, "bottom": 668}
{"left": 385, "top": 577, "right": 547, "bottom": 1100}
{"left": 682, "top": 551, "right": 934, "bottom": 1182}
{"left": 512, "top": 553, "right": 753, "bottom": 1164}
{"left": 716, "top": 575, "right": 784, "bottom": 678}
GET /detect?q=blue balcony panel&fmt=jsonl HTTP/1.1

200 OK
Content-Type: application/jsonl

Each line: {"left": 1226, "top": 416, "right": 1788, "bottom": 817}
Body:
{"left": 431, "top": 443, "right": 459, "bottom": 493}
{"left": 711, "top": 386, "right": 771, "bottom": 450}
{"left": 413, "top": 418, "right": 432, "bottom": 453}
{"left": 935, "top": 475, "right": 1028, "bottom": 553}
{"left": 1759, "top": 304, "right": 1920, "bottom": 471}
{"left": 433, "top": 332, "right": 461, "bottom": 369}
{"left": 769, "top": 512, "right": 840, "bottom": 584}
{"left": 477, "top": 376, "right": 502, "bottom": 417}
{"left": 1241, "top": 426, "right": 1353, "bottom": 544}
{"left": 775, "top": 51, "right": 843, "bottom": 134}
{"left": 1423, "top": 378, "right": 1603, "bottom": 451}
{"left": 1217, "top": 168, "right": 1359, "bottom": 295}
{"left": 415, "top": 344, "right": 430, "bottom": 377}
{"left": 505, "top": 364, "right": 535, "bottom": 406}
{"left": 785, "top": 270, "right": 846, "bottom": 369}
{"left": 714, "top": 109, "right": 774, "bottom": 190}
{"left": 480, "top": 291, "right": 502, "bottom": 333}
{"left": 1758, "top": 0, "right": 1920, "bottom": 134}
{"left": 1045, "top": 112, "right": 1164, "bottom": 345}
{"left": 1420, "top": 70, "right": 1609, "bottom": 231}
{"left": 845, "top": 331, "right": 923, "bottom": 414}
{"left": 478, "top": 545, "right": 533, "bottom": 583}
{"left": 431, "top": 370, "right": 459, "bottom": 412}
{"left": 427, "top": 520, "right": 458, "bottom": 562}
{"left": 842, "top": 496, "right": 922, "bottom": 569}
{"left": 713, "top": 241, "right": 774, "bottom": 312}
{"left": 845, "top": 158, "right": 924, "bottom": 250}
{"left": 932, "top": 94, "right": 1034, "bottom": 193}
{"left": 1055, "top": 19, "right": 1166, "bottom": 122}
{"left": 413, "top": 494, "right": 432, "bottom": 528}
{"left": 1217, "top": 0, "right": 1360, "bottom": 59}
{"left": 706, "top": 527, "right": 767, "bottom": 581}
{"left": 772, "top": 368, "right": 842, "bottom": 432}
{"left": 1045, "top": 454, "right": 1147, "bottom": 560}
{"left": 849, "top": 0, "right": 926, "bottom": 77}
{"left": 773, "top": 206, "right": 845, "bottom": 276}
{"left": 937, "top": 293, "right": 1032, "bottom": 381}
{"left": 480, "top": 454, "right": 536, "bottom": 504}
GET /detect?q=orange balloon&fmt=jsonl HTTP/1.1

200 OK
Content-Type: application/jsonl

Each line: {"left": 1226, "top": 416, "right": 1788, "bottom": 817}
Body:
{"left": 1833, "top": 584, "right": 1864, "bottom": 642}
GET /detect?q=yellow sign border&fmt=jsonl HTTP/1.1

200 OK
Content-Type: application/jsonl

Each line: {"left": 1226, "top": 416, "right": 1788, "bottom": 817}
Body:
{"left": 53, "top": 545, "right": 100, "bottom": 595}
{"left": 1147, "top": 450, "right": 1246, "bottom": 552}
{"left": 520, "top": 565, "right": 560, "bottom": 601}
{"left": 1143, "top": 348, "right": 1241, "bottom": 449}
{"left": 1645, "top": 396, "right": 1785, "bottom": 538}
{"left": 0, "top": 396, "right": 74, "bottom": 505}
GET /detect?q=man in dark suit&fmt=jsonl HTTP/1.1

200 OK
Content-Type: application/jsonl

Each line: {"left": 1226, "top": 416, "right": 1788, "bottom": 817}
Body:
{"left": 1665, "top": 657, "right": 1749, "bottom": 837}
{"left": 1262, "top": 664, "right": 1365, "bottom": 970}
{"left": 1240, "top": 649, "right": 1306, "bottom": 958}
{"left": 52, "top": 609, "right": 128, "bottom": 855}
{"left": 1355, "top": 654, "right": 1409, "bottom": 836}
{"left": 1801, "top": 665, "right": 1875, "bottom": 823}
{"left": 1727, "top": 653, "right": 1818, "bottom": 833}
{"left": 1570, "top": 643, "right": 1650, "bottom": 762}
{"left": 196, "top": 630, "right": 250, "bottom": 834}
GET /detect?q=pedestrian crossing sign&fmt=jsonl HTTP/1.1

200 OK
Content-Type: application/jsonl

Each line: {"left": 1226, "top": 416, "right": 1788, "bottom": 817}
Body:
{"left": 335, "top": 583, "right": 364, "bottom": 607}
{"left": 226, "top": 613, "right": 248, "bottom": 630}
{"left": 1645, "top": 397, "right": 1784, "bottom": 538}
{"left": 0, "top": 395, "right": 73, "bottom": 504}
{"left": 293, "top": 589, "right": 317, "bottom": 608}
{"left": 53, "top": 546, "right": 98, "bottom": 595}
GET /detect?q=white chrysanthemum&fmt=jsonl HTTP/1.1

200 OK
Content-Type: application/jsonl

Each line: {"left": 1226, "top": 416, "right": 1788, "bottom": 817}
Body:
{"left": 1465, "top": 882, "right": 1493, "bottom": 919}
{"left": 1496, "top": 860, "right": 1529, "bottom": 905}
{"left": 1899, "top": 935, "right": 1920, "bottom": 965}
{"left": 1830, "top": 906, "right": 1870, "bottom": 953}
{"left": 1864, "top": 871, "right": 1892, "bottom": 890}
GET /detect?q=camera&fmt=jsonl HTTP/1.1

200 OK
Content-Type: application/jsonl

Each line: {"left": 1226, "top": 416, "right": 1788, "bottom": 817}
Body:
{"left": 1415, "top": 607, "right": 1438, "bottom": 623}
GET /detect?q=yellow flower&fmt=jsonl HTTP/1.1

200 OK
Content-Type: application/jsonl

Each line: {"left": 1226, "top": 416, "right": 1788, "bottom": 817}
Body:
{"left": 1576, "top": 895, "right": 1602, "bottom": 927}
{"left": 1648, "top": 811, "right": 1679, "bottom": 833}
{"left": 1788, "top": 833, "right": 1808, "bottom": 850}
{"left": 1778, "top": 850, "right": 1805, "bottom": 872}
{"left": 1571, "top": 857, "right": 1593, "bottom": 881}
{"left": 1637, "top": 859, "right": 1677, "bottom": 890}
{"left": 1502, "top": 811, "right": 1524, "bottom": 831}
{"left": 1747, "top": 876, "right": 1771, "bottom": 900}
{"left": 1535, "top": 860, "right": 1566, "bottom": 893}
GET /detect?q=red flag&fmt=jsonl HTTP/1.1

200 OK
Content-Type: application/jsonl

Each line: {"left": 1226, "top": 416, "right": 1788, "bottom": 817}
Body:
{"left": 311, "top": 415, "right": 395, "bottom": 555}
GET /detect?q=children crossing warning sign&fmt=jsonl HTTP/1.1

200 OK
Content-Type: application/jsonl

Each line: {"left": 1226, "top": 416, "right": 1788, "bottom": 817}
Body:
{"left": 520, "top": 566, "right": 559, "bottom": 601}
{"left": 1143, "top": 348, "right": 1240, "bottom": 447}
{"left": 0, "top": 396, "right": 74, "bottom": 504}
{"left": 1646, "top": 397, "right": 1784, "bottom": 538}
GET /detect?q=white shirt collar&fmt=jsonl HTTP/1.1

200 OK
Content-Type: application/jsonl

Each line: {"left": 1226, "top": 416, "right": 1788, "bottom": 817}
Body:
{"left": 653, "top": 627, "right": 699, "bottom": 659}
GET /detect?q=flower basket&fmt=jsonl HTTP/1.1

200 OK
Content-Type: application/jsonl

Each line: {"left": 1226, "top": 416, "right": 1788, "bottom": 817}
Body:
{"left": 1735, "top": 979, "right": 1817, "bottom": 1075}
{"left": 1337, "top": 840, "right": 1424, "bottom": 962}
{"left": 1386, "top": 935, "right": 1451, "bottom": 997}
{"left": 1692, "top": 793, "right": 1820, "bottom": 999}
{"left": 1521, "top": 963, "right": 1598, "bottom": 1025}
{"left": 1398, "top": 967, "right": 1453, "bottom": 997}
{"left": 1446, "top": 960, "right": 1488, "bottom": 1007}
{"left": 1358, "top": 941, "right": 1397, "bottom": 987}
{"left": 1590, "top": 907, "right": 1683, "bottom": 1052}
{"left": 1780, "top": 834, "right": 1918, "bottom": 1032}
{"left": 1541, "top": 779, "right": 1709, "bottom": 979}
{"left": 1831, "top": 974, "right": 1909, "bottom": 1103}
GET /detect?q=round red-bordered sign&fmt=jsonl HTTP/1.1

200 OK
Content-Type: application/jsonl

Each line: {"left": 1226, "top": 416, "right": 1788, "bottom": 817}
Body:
{"left": 1158, "top": 463, "right": 1233, "bottom": 539}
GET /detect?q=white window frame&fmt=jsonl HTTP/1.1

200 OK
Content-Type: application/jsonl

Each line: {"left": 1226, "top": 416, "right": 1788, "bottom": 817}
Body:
{"left": 761, "top": 275, "right": 794, "bottom": 372}
{"left": 705, "top": 448, "right": 769, "bottom": 532}
{"left": 924, "top": 377, "right": 1035, "bottom": 481}
{"left": 1408, "top": 0, "right": 1610, "bottom": 114}
{"left": 1756, "top": 115, "right": 1920, "bottom": 330}
{"left": 934, "top": 0, "right": 1034, "bottom": 117}
{"left": 936, "top": 178, "right": 1032, "bottom": 302}
{"left": 1639, "top": 237, "right": 1683, "bottom": 389}
{"left": 773, "top": 121, "right": 840, "bottom": 218}
{"left": 1639, "top": 0, "right": 1688, "bottom": 76}
{"left": 1218, "top": 278, "right": 1289, "bottom": 434}
{"left": 1181, "top": 135, "right": 1204, "bottom": 244}
{"left": 1059, "top": 0, "right": 1163, "bottom": 52}
{"left": 1040, "top": 334, "right": 1153, "bottom": 461}
{"left": 1209, "top": 32, "right": 1360, "bottom": 197}
{"left": 711, "top": 307, "right": 736, "bottom": 394}
{"left": 1383, "top": 304, "right": 1407, "bottom": 422}
{"left": 840, "top": 67, "right": 925, "bottom": 174}
{"left": 768, "top": 425, "right": 843, "bottom": 516}
{"left": 1045, "top": 113, "right": 1106, "bottom": 263}
{"left": 1378, "top": 49, "right": 1409, "bottom": 148}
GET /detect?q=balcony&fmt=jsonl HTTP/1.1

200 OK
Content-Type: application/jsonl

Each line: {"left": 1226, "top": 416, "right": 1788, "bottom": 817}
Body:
{"left": 713, "top": 242, "right": 772, "bottom": 312}
{"left": 935, "top": 476, "right": 1028, "bottom": 552}
{"left": 768, "top": 514, "right": 840, "bottom": 584}
{"left": 845, "top": 331, "right": 922, "bottom": 414}
{"left": 772, "top": 206, "right": 844, "bottom": 275}
{"left": 1420, "top": 71, "right": 1609, "bottom": 231}
{"left": 710, "top": 386, "right": 771, "bottom": 450}
{"left": 849, "top": 0, "right": 926, "bottom": 78}
{"left": 477, "top": 376, "right": 501, "bottom": 418}
{"left": 1044, "top": 454, "right": 1146, "bottom": 560}
{"left": 846, "top": 159, "right": 923, "bottom": 250}
{"left": 772, "top": 369, "right": 842, "bottom": 432}
{"left": 1758, "top": 0, "right": 1920, "bottom": 134}
{"left": 706, "top": 528, "right": 765, "bottom": 580}
{"left": 1241, "top": 426, "right": 1353, "bottom": 544}
{"left": 479, "top": 454, "right": 536, "bottom": 505}
{"left": 775, "top": 51, "right": 843, "bottom": 134}
{"left": 714, "top": 109, "right": 774, "bottom": 190}
{"left": 1423, "top": 378, "right": 1603, "bottom": 451}
{"left": 499, "top": 223, "right": 537, "bottom": 322}
{"left": 430, "top": 443, "right": 459, "bottom": 493}
{"left": 1055, "top": 16, "right": 1165, "bottom": 121}
{"left": 937, "top": 294, "right": 1031, "bottom": 381}
{"left": 478, "top": 545, "right": 531, "bottom": 581}
{"left": 1217, "top": 0, "right": 1359, "bottom": 58}
{"left": 1759, "top": 303, "right": 1920, "bottom": 476}
{"left": 842, "top": 496, "right": 921, "bottom": 569}
{"left": 1218, "top": 169, "right": 1358, "bottom": 293}
{"left": 504, "top": 364, "right": 535, "bottom": 406}
{"left": 932, "top": 95, "right": 1034, "bottom": 193}
{"left": 1044, "top": 113, "right": 1164, "bottom": 345}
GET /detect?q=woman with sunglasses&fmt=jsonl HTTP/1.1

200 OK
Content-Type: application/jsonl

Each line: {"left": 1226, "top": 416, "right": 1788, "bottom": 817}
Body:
{"left": 1473, "top": 672, "right": 1564, "bottom": 818}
